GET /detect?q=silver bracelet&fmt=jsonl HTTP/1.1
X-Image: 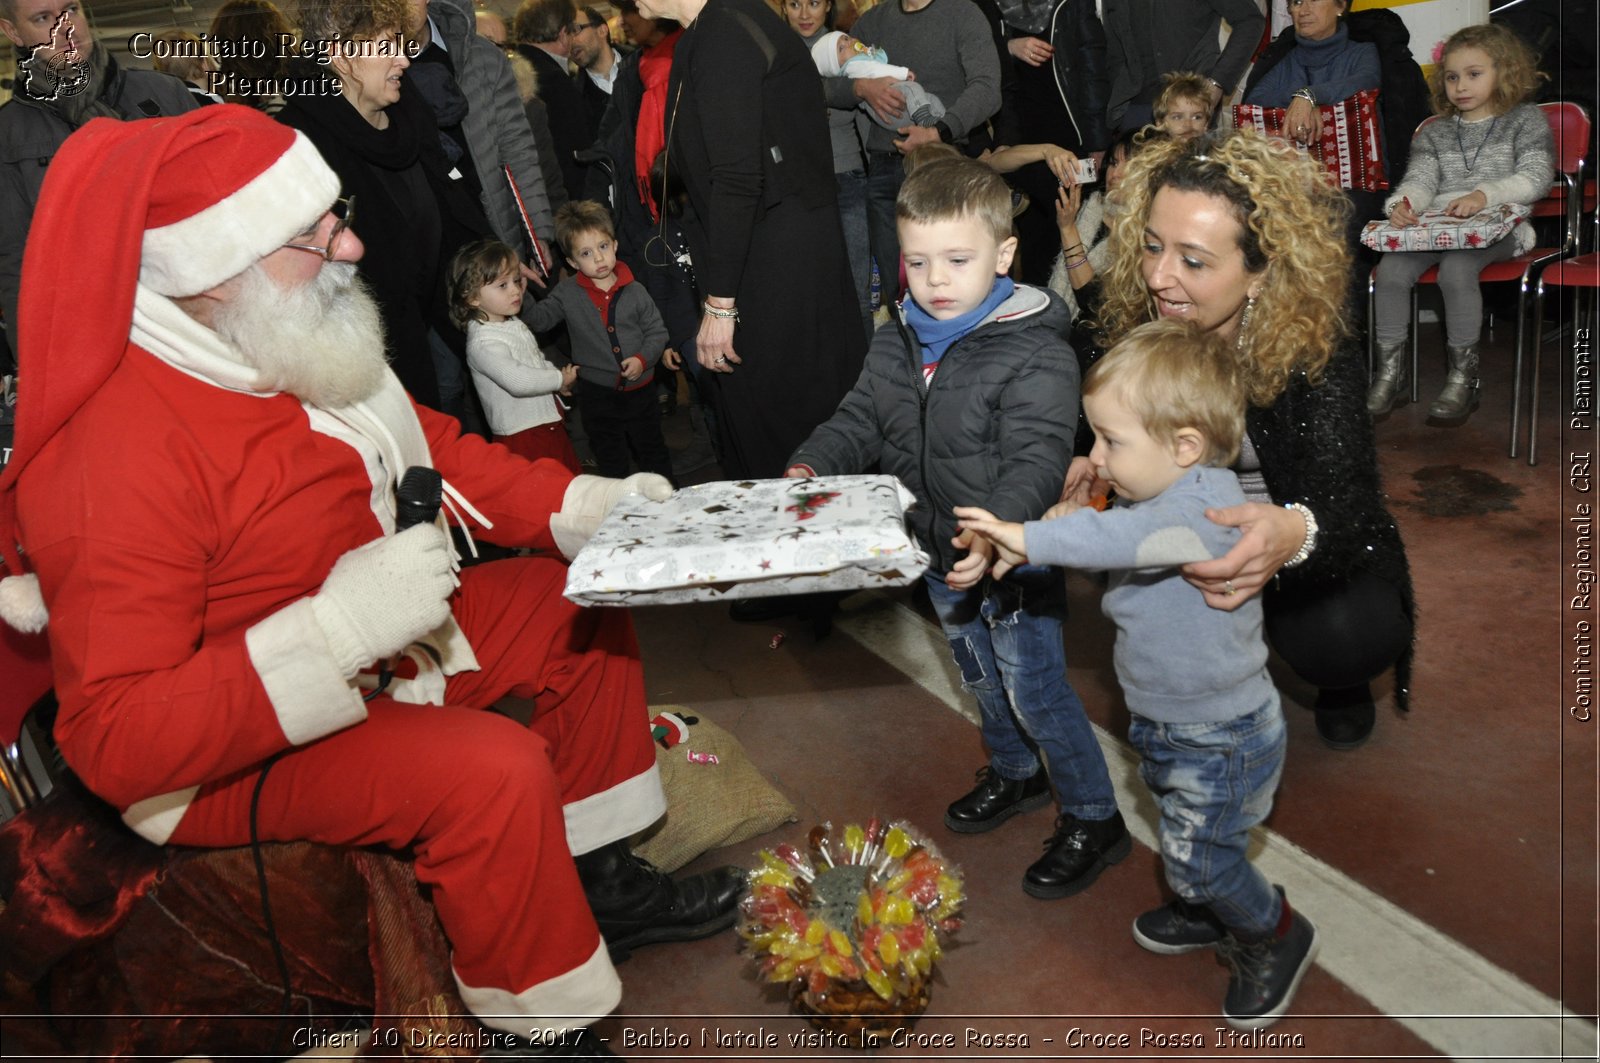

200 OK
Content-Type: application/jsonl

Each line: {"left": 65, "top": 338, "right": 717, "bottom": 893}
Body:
{"left": 1282, "top": 502, "right": 1318, "bottom": 569}
{"left": 702, "top": 301, "right": 739, "bottom": 322}
{"left": 1292, "top": 86, "right": 1317, "bottom": 106}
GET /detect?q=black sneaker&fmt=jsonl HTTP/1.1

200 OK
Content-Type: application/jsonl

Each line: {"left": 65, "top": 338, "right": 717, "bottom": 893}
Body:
{"left": 1132, "top": 898, "right": 1227, "bottom": 954}
{"left": 1216, "top": 899, "right": 1319, "bottom": 1030}
{"left": 1021, "top": 810, "right": 1130, "bottom": 899}
{"left": 943, "top": 765, "right": 1051, "bottom": 834}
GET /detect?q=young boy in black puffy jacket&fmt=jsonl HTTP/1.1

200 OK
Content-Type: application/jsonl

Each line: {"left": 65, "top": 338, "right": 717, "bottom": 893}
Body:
{"left": 786, "top": 153, "right": 1126, "bottom": 901}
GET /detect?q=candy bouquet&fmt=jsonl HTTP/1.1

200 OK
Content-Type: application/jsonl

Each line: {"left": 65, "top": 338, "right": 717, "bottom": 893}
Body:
{"left": 739, "top": 820, "right": 963, "bottom": 1047}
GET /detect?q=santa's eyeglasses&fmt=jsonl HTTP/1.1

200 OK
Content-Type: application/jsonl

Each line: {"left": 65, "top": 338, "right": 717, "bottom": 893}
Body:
{"left": 284, "top": 197, "right": 355, "bottom": 260}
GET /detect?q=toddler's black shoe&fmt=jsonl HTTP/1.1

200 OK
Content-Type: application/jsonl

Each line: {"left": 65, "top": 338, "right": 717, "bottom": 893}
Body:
{"left": 1022, "top": 810, "right": 1130, "bottom": 899}
{"left": 1216, "top": 896, "right": 1319, "bottom": 1030}
{"left": 1132, "top": 898, "right": 1226, "bottom": 954}
{"left": 943, "top": 766, "right": 1051, "bottom": 834}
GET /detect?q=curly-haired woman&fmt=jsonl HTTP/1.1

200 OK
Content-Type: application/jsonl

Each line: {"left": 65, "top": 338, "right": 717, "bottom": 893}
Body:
{"left": 1086, "top": 128, "right": 1414, "bottom": 749}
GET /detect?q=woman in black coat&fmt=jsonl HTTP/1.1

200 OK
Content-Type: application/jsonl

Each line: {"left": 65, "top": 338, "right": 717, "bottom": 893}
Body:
{"left": 279, "top": 0, "right": 493, "bottom": 411}
{"left": 636, "top": 0, "right": 866, "bottom": 480}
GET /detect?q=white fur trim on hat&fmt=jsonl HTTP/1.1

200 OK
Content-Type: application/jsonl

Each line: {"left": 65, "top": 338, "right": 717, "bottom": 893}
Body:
{"left": 0, "top": 572, "right": 47, "bottom": 633}
{"left": 140, "top": 131, "right": 344, "bottom": 298}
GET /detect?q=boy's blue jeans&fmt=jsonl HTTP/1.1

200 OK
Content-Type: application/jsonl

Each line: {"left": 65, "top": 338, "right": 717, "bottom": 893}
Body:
{"left": 923, "top": 570, "right": 1118, "bottom": 821}
{"left": 1129, "top": 698, "right": 1286, "bottom": 938}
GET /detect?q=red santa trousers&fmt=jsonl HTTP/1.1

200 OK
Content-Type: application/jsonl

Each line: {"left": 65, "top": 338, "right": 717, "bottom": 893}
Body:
{"left": 495, "top": 422, "right": 582, "bottom": 475}
{"left": 162, "top": 555, "right": 657, "bottom": 1030}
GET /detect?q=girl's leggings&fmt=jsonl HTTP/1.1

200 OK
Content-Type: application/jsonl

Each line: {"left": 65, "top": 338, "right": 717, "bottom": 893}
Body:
{"left": 1372, "top": 234, "right": 1520, "bottom": 348}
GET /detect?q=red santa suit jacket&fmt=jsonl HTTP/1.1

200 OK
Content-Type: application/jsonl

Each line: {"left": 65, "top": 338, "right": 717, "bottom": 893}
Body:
{"left": 15, "top": 294, "right": 577, "bottom": 842}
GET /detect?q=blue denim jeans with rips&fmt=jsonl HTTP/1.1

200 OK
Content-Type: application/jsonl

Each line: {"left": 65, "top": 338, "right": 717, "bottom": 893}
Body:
{"left": 1129, "top": 697, "right": 1286, "bottom": 937}
{"left": 924, "top": 569, "right": 1118, "bottom": 821}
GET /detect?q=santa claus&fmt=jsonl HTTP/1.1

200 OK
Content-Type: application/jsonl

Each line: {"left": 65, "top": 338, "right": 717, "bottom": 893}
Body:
{"left": 0, "top": 104, "right": 740, "bottom": 1055}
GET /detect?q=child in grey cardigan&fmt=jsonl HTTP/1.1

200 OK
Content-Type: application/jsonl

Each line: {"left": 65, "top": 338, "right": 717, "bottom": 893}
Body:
{"left": 522, "top": 201, "right": 674, "bottom": 481}
{"left": 956, "top": 319, "right": 1317, "bottom": 1032}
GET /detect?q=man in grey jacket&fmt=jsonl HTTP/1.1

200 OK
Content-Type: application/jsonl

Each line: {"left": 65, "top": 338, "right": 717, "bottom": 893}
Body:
{"left": 0, "top": 0, "right": 196, "bottom": 355}
{"left": 836, "top": 0, "right": 1000, "bottom": 304}
{"left": 404, "top": 0, "right": 556, "bottom": 276}
{"left": 1101, "top": 0, "right": 1265, "bottom": 131}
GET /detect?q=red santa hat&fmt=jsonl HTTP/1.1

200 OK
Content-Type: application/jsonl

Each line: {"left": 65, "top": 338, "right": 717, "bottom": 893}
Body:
{"left": 0, "top": 104, "right": 341, "bottom": 630}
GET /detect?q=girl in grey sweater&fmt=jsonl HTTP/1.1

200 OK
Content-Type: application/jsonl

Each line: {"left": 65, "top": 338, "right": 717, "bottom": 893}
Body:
{"left": 1368, "top": 23, "right": 1554, "bottom": 423}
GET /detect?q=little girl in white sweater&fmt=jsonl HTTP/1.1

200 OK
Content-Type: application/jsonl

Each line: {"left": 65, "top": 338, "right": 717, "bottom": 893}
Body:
{"left": 449, "top": 238, "right": 580, "bottom": 471}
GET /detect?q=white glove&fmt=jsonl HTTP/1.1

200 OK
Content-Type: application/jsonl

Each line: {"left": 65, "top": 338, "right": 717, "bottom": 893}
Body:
{"left": 309, "top": 524, "right": 456, "bottom": 677}
{"left": 550, "top": 473, "right": 673, "bottom": 559}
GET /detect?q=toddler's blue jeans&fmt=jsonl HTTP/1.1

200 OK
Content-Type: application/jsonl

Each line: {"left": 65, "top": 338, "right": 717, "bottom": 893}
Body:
{"left": 1130, "top": 697, "right": 1286, "bottom": 937}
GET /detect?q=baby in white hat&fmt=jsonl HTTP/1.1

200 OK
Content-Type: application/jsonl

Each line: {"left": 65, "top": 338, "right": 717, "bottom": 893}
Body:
{"left": 809, "top": 29, "right": 946, "bottom": 130}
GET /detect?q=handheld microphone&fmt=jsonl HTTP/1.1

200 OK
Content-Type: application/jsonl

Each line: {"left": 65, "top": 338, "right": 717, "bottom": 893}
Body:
{"left": 366, "top": 466, "right": 444, "bottom": 704}
{"left": 395, "top": 466, "right": 443, "bottom": 531}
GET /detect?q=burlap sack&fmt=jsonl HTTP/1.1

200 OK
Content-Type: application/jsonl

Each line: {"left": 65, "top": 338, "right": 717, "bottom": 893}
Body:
{"left": 632, "top": 711, "right": 796, "bottom": 872}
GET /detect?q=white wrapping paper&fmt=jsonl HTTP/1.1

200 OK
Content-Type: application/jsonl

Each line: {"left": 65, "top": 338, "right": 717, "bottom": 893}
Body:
{"left": 1360, "top": 203, "right": 1530, "bottom": 252}
{"left": 563, "top": 475, "right": 930, "bottom": 606}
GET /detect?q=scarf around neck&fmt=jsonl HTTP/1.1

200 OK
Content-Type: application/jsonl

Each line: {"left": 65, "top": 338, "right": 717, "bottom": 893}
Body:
{"left": 286, "top": 60, "right": 424, "bottom": 171}
{"left": 903, "top": 277, "right": 1015, "bottom": 364}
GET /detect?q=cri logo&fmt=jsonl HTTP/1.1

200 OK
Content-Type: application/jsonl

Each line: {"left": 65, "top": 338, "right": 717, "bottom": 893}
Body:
{"left": 18, "top": 10, "right": 91, "bottom": 101}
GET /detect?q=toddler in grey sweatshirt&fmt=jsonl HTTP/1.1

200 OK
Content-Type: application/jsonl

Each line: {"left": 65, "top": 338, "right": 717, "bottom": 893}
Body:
{"left": 958, "top": 319, "right": 1315, "bottom": 1029}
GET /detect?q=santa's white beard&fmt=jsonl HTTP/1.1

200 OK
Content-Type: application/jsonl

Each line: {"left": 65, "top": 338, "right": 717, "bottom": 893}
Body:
{"left": 215, "top": 261, "right": 389, "bottom": 408}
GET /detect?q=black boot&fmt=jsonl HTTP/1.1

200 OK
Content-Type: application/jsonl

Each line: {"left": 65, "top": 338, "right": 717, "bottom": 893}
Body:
{"left": 574, "top": 841, "right": 745, "bottom": 962}
{"left": 1216, "top": 893, "right": 1319, "bottom": 1030}
{"left": 1022, "top": 810, "right": 1131, "bottom": 899}
{"left": 1313, "top": 686, "right": 1376, "bottom": 750}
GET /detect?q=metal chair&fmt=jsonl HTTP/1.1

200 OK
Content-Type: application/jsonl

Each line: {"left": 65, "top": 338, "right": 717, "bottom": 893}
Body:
{"left": 1526, "top": 189, "right": 1600, "bottom": 465}
{"left": 1366, "top": 101, "right": 1592, "bottom": 457}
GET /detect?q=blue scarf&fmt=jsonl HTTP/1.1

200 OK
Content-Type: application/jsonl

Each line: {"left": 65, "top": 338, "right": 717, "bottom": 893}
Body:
{"left": 903, "top": 278, "right": 1015, "bottom": 367}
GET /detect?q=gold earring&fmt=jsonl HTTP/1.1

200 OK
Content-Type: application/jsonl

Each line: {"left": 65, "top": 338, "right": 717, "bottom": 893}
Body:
{"left": 1237, "top": 294, "right": 1257, "bottom": 350}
